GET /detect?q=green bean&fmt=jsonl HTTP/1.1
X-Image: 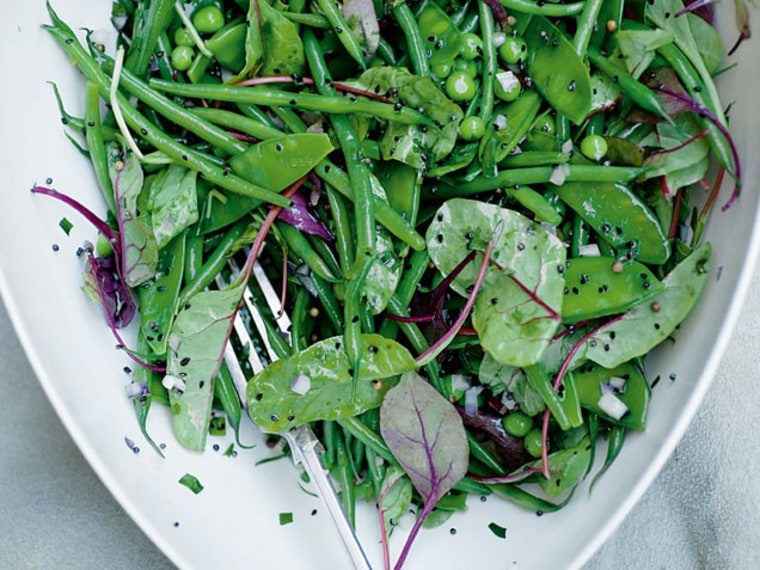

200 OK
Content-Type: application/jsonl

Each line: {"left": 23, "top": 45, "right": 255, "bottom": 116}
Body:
{"left": 84, "top": 82, "right": 116, "bottom": 213}
{"left": 237, "top": 103, "right": 282, "bottom": 130}
{"left": 325, "top": 186, "right": 355, "bottom": 274}
{"left": 429, "top": 165, "right": 645, "bottom": 199}
{"left": 307, "top": 233, "right": 342, "bottom": 280}
{"left": 572, "top": 0, "right": 604, "bottom": 58}
{"left": 270, "top": 105, "right": 308, "bottom": 134}
{"left": 125, "top": 0, "right": 174, "bottom": 76}
{"left": 315, "top": 0, "right": 367, "bottom": 69}
{"left": 190, "top": 107, "right": 284, "bottom": 141}
{"left": 500, "top": 0, "right": 584, "bottom": 17}
{"left": 376, "top": 38, "right": 397, "bottom": 65}
{"left": 215, "top": 361, "right": 245, "bottom": 446}
{"left": 315, "top": 160, "right": 425, "bottom": 251}
{"left": 477, "top": 0, "right": 496, "bottom": 124}
{"left": 467, "top": 432, "right": 506, "bottom": 475}
{"left": 132, "top": 333, "right": 164, "bottom": 457}
{"left": 280, "top": 11, "right": 331, "bottom": 29}
{"left": 587, "top": 46, "right": 673, "bottom": 123}
{"left": 498, "top": 151, "right": 570, "bottom": 168}
{"left": 183, "top": 229, "right": 205, "bottom": 284}
{"left": 261, "top": 316, "right": 293, "bottom": 360}
{"left": 178, "top": 218, "right": 252, "bottom": 307}
{"left": 310, "top": 273, "right": 344, "bottom": 332}
{"left": 334, "top": 431, "right": 357, "bottom": 527}
{"left": 45, "top": 25, "right": 291, "bottom": 207}
{"left": 393, "top": 2, "right": 430, "bottom": 77}
{"left": 322, "top": 420, "right": 338, "bottom": 469}
{"left": 303, "top": 30, "right": 376, "bottom": 262}
{"left": 277, "top": 221, "right": 340, "bottom": 282}
{"left": 99, "top": 56, "right": 248, "bottom": 156}
{"left": 338, "top": 417, "right": 394, "bottom": 463}
{"left": 148, "top": 79, "right": 436, "bottom": 127}
{"left": 290, "top": 287, "right": 311, "bottom": 353}
{"left": 154, "top": 32, "right": 177, "bottom": 82}
{"left": 365, "top": 447, "right": 385, "bottom": 498}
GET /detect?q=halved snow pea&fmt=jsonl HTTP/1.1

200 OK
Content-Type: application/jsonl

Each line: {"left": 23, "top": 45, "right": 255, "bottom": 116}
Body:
{"left": 560, "top": 256, "right": 664, "bottom": 324}
{"left": 524, "top": 364, "right": 583, "bottom": 431}
{"left": 417, "top": 2, "right": 462, "bottom": 67}
{"left": 523, "top": 16, "right": 592, "bottom": 126}
{"left": 229, "top": 133, "right": 334, "bottom": 192}
{"left": 247, "top": 334, "right": 417, "bottom": 432}
{"left": 583, "top": 242, "right": 711, "bottom": 369}
{"left": 572, "top": 361, "right": 650, "bottom": 431}
{"left": 557, "top": 181, "right": 670, "bottom": 265}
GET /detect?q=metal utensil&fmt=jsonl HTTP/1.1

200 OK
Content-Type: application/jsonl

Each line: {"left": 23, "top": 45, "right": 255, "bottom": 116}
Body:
{"left": 217, "top": 258, "right": 372, "bottom": 570}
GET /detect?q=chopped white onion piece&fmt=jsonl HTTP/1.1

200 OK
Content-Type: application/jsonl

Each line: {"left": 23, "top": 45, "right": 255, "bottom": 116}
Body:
{"left": 495, "top": 71, "right": 520, "bottom": 95}
{"left": 493, "top": 114, "right": 508, "bottom": 130}
{"left": 549, "top": 163, "right": 570, "bottom": 186}
{"left": 561, "top": 138, "right": 574, "bottom": 155}
{"left": 540, "top": 222, "right": 558, "bottom": 236}
{"left": 464, "top": 386, "right": 483, "bottom": 416}
{"left": 450, "top": 374, "right": 472, "bottom": 393}
{"left": 290, "top": 374, "right": 312, "bottom": 395}
{"left": 162, "top": 374, "right": 186, "bottom": 394}
{"left": 608, "top": 375, "right": 627, "bottom": 392}
{"left": 578, "top": 243, "right": 601, "bottom": 257}
{"left": 493, "top": 32, "right": 507, "bottom": 47}
{"left": 500, "top": 391, "right": 518, "bottom": 411}
{"left": 598, "top": 391, "right": 628, "bottom": 420}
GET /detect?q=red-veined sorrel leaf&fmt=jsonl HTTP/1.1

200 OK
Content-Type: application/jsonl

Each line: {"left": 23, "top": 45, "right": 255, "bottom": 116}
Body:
{"left": 107, "top": 141, "right": 158, "bottom": 287}
{"left": 380, "top": 372, "right": 469, "bottom": 569}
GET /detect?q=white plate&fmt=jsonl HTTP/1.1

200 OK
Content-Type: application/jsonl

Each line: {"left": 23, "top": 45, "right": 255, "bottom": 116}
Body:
{"left": 1, "top": 3, "right": 758, "bottom": 569}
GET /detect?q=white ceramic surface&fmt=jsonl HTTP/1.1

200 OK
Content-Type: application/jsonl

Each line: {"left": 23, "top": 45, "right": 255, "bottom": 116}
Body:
{"left": 1, "top": 3, "right": 758, "bottom": 569}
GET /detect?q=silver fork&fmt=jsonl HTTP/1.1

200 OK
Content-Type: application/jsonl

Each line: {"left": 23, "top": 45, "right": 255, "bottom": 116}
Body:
{"left": 217, "top": 258, "right": 372, "bottom": 570}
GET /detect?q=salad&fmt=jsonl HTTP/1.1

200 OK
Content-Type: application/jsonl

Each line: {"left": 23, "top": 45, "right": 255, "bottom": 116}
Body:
{"left": 37, "top": 0, "right": 746, "bottom": 567}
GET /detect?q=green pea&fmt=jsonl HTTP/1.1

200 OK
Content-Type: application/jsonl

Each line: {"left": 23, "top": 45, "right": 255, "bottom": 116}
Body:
{"left": 171, "top": 45, "right": 195, "bottom": 71}
{"left": 494, "top": 70, "right": 522, "bottom": 102}
{"left": 173, "top": 26, "right": 194, "bottom": 47}
{"left": 524, "top": 428, "right": 545, "bottom": 458}
{"left": 502, "top": 412, "right": 532, "bottom": 438}
{"left": 498, "top": 35, "right": 527, "bottom": 65}
{"left": 453, "top": 58, "right": 479, "bottom": 79}
{"left": 192, "top": 5, "right": 225, "bottom": 34}
{"left": 580, "top": 134, "right": 608, "bottom": 161}
{"left": 431, "top": 62, "right": 453, "bottom": 79}
{"left": 95, "top": 233, "right": 114, "bottom": 258}
{"left": 459, "top": 33, "right": 483, "bottom": 60}
{"left": 445, "top": 70, "right": 477, "bottom": 101}
{"left": 458, "top": 116, "right": 486, "bottom": 140}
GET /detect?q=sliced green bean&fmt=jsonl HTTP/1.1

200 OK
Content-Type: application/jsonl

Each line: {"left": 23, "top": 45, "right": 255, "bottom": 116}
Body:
{"left": 393, "top": 2, "right": 430, "bottom": 77}
{"left": 84, "top": 81, "right": 116, "bottom": 213}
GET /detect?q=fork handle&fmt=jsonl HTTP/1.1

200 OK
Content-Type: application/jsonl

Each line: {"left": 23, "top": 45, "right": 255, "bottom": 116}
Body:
{"left": 287, "top": 428, "right": 372, "bottom": 570}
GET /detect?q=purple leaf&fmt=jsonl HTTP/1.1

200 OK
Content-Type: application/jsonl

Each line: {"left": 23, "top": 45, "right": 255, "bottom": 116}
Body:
{"left": 276, "top": 190, "right": 333, "bottom": 241}
{"left": 676, "top": 0, "right": 715, "bottom": 23}
{"left": 83, "top": 248, "right": 136, "bottom": 329}
{"left": 380, "top": 372, "right": 469, "bottom": 569}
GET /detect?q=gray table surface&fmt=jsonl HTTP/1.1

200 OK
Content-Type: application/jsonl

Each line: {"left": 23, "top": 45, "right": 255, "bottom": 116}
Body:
{"left": 3, "top": 262, "right": 760, "bottom": 569}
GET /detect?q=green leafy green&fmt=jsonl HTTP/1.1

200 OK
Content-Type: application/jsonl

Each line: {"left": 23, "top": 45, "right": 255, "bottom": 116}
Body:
{"left": 149, "top": 165, "right": 199, "bottom": 249}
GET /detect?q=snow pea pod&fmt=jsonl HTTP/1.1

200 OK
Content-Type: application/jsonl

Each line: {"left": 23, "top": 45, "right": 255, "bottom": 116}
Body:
{"left": 206, "top": 22, "right": 247, "bottom": 72}
{"left": 229, "top": 133, "right": 334, "bottom": 192}
{"left": 500, "top": 0, "right": 584, "bottom": 17}
{"left": 506, "top": 186, "right": 562, "bottom": 226}
{"left": 561, "top": 256, "right": 664, "bottom": 324}
{"left": 524, "top": 365, "right": 583, "bottom": 431}
{"left": 316, "top": 0, "right": 367, "bottom": 70}
{"left": 498, "top": 151, "right": 569, "bottom": 169}
{"left": 417, "top": 2, "right": 462, "bottom": 67}
{"left": 246, "top": 334, "right": 418, "bottom": 432}
{"left": 523, "top": 16, "right": 592, "bottom": 125}
{"left": 479, "top": 90, "right": 542, "bottom": 174}
{"left": 573, "top": 362, "right": 649, "bottom": 431}
{"left": 125, "top": 0, "right": 174, "bottom": 76}
{"left": 138, "top": 232, "right": 187, "bottom": 356}
{"left": 583, "top": 242, "right": 711, "bottom": 369}
{"left": 557, "top": 181, "right": 670, "bottom": 265}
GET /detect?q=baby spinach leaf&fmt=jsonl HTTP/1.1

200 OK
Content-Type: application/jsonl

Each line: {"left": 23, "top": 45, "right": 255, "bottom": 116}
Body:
{"left": 380, "top": 372, "right": 469, "bottom": 568}
{"left": 225, "top": 0, "right": 264, "bottom": 83}
{"left": 426, "top": 199, "right": 566, "bottom": 367}
{"left": 259, "top": 0, "right": 305, "bottom": 77}
{"left": 167, "top": 281, "right": 246, "bottom": 451}
{"left": 379, "top": 464, "right": 413, "bottom": 535}
{"left": 615, "top": 28, "right": 674, "bottom": 79}
{"left": 583, "top": 242, "right": 711, "bottom": 369}
{"left": 362, "top": 229, "right": 403, "bottom": 315}
{"left": 107, "top": 141, "right": 158, "bottom": 288}
{"left": 149, "top": 164, "right": 199, "bottom": 249}
{"left": 247, "top": 334, "right": 417, "bottom": 432}
{"left": 642, "top": 115, "right": 711, "bottom": 191}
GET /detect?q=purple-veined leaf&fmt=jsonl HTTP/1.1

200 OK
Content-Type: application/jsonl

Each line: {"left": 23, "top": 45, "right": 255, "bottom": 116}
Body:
{"left": 107, "top": 141, "right": 158, "bottom": 287}
{"left": 166, "top": 280, "right": 246, "bottom": 451}
{"left": 276, "top": 189, "right": 333, "bottom": 241}
{"left": 380, "top": 372, "right": 469, "bottom": 569}
{"left": 82, "top": 247, "right": 136, "bottom": 329}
